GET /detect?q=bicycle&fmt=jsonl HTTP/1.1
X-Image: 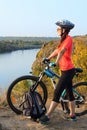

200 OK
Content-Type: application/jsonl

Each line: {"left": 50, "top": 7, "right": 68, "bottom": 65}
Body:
{"left": 7, "top": 60, "right": 87, "bottom": 115}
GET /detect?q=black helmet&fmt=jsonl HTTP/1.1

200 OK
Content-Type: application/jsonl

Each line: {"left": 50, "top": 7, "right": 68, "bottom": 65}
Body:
{"left": 55, "top": 20, "right": 75, "bottom": 29}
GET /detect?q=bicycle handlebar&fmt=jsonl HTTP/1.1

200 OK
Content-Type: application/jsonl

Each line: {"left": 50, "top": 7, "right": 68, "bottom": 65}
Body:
{"left": 42, "top": 58, "right": 50, "bottom": 64}
{"left": 42, "top": 59, "right": 56, "bottom": 68}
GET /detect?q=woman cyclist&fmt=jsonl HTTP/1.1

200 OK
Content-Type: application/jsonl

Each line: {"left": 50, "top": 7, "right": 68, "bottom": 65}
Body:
{"left": 40, "top": 19, "right": 76, "bottom": 123}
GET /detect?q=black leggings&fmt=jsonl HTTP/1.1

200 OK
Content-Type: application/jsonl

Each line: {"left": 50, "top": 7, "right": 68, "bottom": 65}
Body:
{"left": 53, "top": 68, "right": 75, "bottom": 103}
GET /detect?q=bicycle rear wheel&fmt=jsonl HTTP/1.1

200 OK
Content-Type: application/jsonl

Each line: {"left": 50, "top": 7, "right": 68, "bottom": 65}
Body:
{"left": 7, "top": 75, "right": 48, "bottom": 114}
{"left": 64, "top": 82, "right": 87, "bottom": 114}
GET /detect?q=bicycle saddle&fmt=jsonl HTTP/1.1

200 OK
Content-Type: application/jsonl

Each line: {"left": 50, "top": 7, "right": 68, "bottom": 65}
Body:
{"left": 75, "top": 68, "right": 83, "bottom": 73}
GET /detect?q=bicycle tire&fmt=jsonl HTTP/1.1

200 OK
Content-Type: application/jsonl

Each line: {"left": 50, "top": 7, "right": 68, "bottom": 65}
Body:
{"left": 64, "top": 82, "right": 87, "bottom": 113}
{"left": 7, "top": 75, "right": 48, "bottom": 114}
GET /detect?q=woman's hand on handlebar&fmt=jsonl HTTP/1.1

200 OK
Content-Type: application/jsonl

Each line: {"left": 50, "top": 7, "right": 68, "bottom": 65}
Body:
{"left": 42, "top": 58, "right": 50, "bottom": 64}
{"left": 42, "top": 58, "right": 56, "bottom": 67}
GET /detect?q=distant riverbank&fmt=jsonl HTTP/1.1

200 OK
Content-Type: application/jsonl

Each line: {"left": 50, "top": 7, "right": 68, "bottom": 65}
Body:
{"left": 0, "top": 36, "right": 58, "bottom": 53}
{"left": 0, "top": 40, "right": 42, "bottom": 53}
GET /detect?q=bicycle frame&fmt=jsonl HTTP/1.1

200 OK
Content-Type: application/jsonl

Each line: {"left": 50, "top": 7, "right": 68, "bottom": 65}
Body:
{"left": 37, "top": 62, "right": 84, "bottom": 104}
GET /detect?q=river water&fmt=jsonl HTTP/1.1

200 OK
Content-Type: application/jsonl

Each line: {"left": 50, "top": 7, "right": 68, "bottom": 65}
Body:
{"left": 0, "top": 49, "right": 39, "bottom": 89}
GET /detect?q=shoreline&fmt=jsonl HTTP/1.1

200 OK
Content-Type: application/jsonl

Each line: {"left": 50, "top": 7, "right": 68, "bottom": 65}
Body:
{"left": 0, "top": 36, "right": 58, "bottom": 53}
{"left": 0, "top": 46, "right": 40, "bottom": 54}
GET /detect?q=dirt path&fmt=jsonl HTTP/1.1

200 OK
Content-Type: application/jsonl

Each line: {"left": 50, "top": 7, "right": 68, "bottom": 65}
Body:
{"left": 0, "top": 100, "right": 87, "bottom": 130}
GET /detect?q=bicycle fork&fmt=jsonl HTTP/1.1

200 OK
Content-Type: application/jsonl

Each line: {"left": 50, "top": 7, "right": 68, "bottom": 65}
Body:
{"left": 30, "top": 72, "right": 44, "bottom": 92}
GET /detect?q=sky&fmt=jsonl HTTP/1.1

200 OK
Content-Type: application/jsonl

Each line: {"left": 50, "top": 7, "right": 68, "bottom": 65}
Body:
{"left": 0, "top": 0, "right": 87, "bottom": 37}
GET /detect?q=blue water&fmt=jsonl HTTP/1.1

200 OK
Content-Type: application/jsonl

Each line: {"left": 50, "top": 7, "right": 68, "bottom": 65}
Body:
{"left": 0, "top": 49, "right": 39, "bottom": 88}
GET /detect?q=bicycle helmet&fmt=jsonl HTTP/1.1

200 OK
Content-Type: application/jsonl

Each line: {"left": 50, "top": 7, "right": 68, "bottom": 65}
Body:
{"left": 55, "top": 20, "right": 75, "bottom": 29}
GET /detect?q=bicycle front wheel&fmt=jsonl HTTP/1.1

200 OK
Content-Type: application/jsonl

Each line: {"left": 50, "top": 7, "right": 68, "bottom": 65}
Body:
{"left": 7, "top": 75, "right": 48, "bottom": 114}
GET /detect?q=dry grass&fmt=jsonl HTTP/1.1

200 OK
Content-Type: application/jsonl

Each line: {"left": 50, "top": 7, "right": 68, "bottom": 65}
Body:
{"left": 0, "top": 88, "right": 8, "bottom": 107}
